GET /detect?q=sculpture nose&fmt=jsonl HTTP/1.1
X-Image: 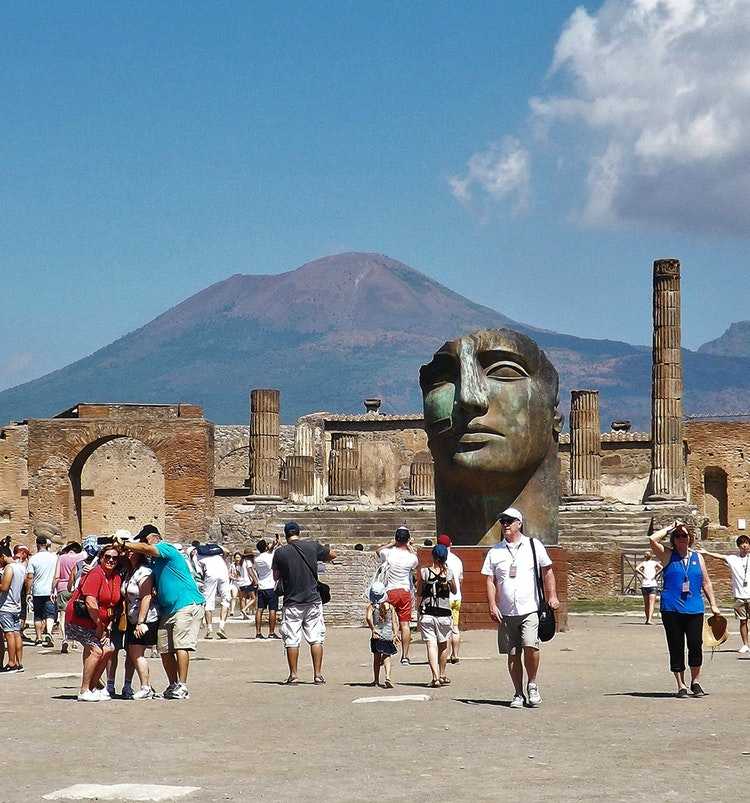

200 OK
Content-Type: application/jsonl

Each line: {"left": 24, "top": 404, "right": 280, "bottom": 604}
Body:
{"left": 457, "top": 344, "right": 489, "bottom": 417}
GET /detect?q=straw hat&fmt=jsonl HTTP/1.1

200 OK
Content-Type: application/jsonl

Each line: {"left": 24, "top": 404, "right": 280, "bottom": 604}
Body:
{"left": 703, "top": 614, "right": 729, "bottom": 648}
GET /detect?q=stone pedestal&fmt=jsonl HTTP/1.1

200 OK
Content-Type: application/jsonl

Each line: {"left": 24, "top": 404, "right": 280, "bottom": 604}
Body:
{"left": 327, "top": 433, "right": 360, "bottom": 500}
{"left": 648, "top": 260, "right": 685, "bottom": 501}
{"left": 567, "top": 390, "right": 603, "bottom": 502}
{"left": 248, "top": 389, "right": 281, "bottom": 500}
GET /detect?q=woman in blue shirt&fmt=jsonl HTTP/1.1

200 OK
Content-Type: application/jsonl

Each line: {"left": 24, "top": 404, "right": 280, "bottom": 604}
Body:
{"left": 650, "top": 521, "right": 721, "bottom": 698}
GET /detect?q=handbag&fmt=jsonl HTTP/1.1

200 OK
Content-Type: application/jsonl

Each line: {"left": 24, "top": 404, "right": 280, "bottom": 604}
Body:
{"left": 530, "top": 538, "right": 556, "bottom": 642}
{"left": 73, "top": 592, "right": 89, "bottom": 620}
{"left": 291, "top": 542, "right": 330, "bottom": 605}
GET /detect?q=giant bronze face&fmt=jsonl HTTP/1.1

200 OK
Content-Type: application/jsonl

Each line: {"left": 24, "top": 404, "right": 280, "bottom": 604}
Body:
{"left": 420, "top": 328, "right": 562, "bottom": 544}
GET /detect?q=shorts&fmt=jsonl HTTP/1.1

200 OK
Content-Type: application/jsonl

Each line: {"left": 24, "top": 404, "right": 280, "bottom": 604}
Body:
{"left": 202, "top": 576, "right": 231, "bottom": 611}
{"left": 158, "top": 604, "right": 204, "bottom": 654}
{"left": 0, "top": 611, "right": 21, "bottom": 633}
{"left": 370, "top": 637, "right": 397, "bottom": 656}
{"left": 642, "top": 586, "right": 657, "bottom": 597}
{"left": 66, "top": 622, "right": 104, "bottom": 649}
{"left": 32, "top": 595, "right": 56, "bottom": 621}
{"left": 280, "top": 602, "right": 326, "bottom": 648}
{"left": 257, "top": 589, "right": 279, "bottom": 611}
{"left": 125, "top": 620, "right": 158, "bottom": 647}
{"left": 450, "top": 600, "right": 461, "bottom": 634}
{"left": 111, "top": 625, "right": 125, "bottom": 651}
{"left": 387, "top": 589, "right": 412, "bottom": 623}
{"left": 56, "top": 590, "right": 73, "bottom": 613}
{"left": 734, "top": 599, "right": 750, "bottom": 620}
{"left": 419, "top": 614, "right": 452, "bottom": 644}
{"left": 497, "top": 612, "right": 540, "bottom": 655}
{"left": 239, "top": 583, "right": 257, "bottom": 594}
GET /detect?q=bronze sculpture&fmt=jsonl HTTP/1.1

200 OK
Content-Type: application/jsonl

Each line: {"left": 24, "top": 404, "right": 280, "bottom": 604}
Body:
{"left": 420, "top": 328, "right": 562, "bottom": 545}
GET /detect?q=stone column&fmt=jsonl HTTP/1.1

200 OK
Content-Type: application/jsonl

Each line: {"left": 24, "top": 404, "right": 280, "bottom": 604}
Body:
{"left": 327, "top": 433, "right": 360, "bottom": 499}
{"left": 568, "top": 390, "right": 602, "bottom": 501}
{"left": 648, "top": 259, "right": 685, "bottom": 501}
{"left": 409, "top": 452, "right": 435, "bottom": 499}
{"left": 248, "top": 389, "right": 281, "bottom": 499}
{"left": 288, "top": 455, "right": 315, "bottom": 502}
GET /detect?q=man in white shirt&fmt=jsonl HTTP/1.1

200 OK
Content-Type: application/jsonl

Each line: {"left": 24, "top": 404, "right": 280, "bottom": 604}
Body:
{"left": 481, "top": 507, "right": 559, "bottom": 708}
{"left": 377, "top": 526, "right": 418, "bottom": 664}
{"left": 194, "top": 544, "right": 231, "bottom": 639}
{"left": 699, "top": 535, "right": 750, "bottom": 653}
{"left": 25, "top": 536, "right": 58, "bottom": 647}
{"left": 255, "top": 537, "right": 281, "bottom": 639}
{"left": 437, "top": 534, "right": 464, "bottom": 664}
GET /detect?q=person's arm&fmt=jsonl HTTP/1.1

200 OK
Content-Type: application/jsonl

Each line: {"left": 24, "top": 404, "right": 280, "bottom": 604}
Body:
{"left": 415, "top": 570, "right": 424, "bottom": 620}
{"left": 390, "top": 604, "right": 400, "bottom": 643}
{"left": 52, "top": 557, "right": 61, "bottom": 591}
{"left": 649, "top": 523, "right": 675, "bottom": 561}
{"left": 447, "top": 570, "right": 457, "bottom": 595}
{"left": 698, "top": 553, "right": 721, "bottom": 616}
{"left": 375, "top": 541, "right": 395, "bottom": 558}
{"left": 120, "top": 540, "right": 159, "bottom": 558}
{"left": 134, "top": 575, "right": 154, "bottom": 637}
{"left": 67, "top": 563, "right": 78, "bottom": 592}
{"left": 695, "top": 546, "right": 728, "bottom": 562}
{"left": 365, "top": 603, "right": 375, "bottom": 634}
{"left": 635, "top": 561, "right": 645, "bottom": 579}
{"left": 0, "top": 565, "right": 12, "bottom": 593}
{"left": 542, "top": 565, "right": 560, "bottom": 609}
{"left": 485, "top": 573, "right": 501, "bottom": 622}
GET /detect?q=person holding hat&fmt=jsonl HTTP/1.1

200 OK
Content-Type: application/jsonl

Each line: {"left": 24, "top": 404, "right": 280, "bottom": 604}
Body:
{"left": 698, "top": 534, "right": 750, "bottom": 653}
{"left": 416, "top": 543, "right": 457, "bottom": 687}
{"left": 650, "top": 521, "right": 721, "bottom": 697}
{"left": 272, "top": 521, "right": 336, "bottom": 685}
{"left": 437, "top": 534, "right": 464, "bottom": 663}
{"left": 481, "top": 507, "right": 559, "bottom": 708}
{"left": 376, "top": 526, "right": 418, "bottom": 665}
{"left": 365, "top": 581, "right": 399, "bottom": 688}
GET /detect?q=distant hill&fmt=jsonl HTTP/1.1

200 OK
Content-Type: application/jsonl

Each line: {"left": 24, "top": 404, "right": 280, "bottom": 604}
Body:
{"left": 698, "top": 321, "right": 750, "bottom": 359}
{"left": 2, "top": 252, "right": 750, "bottom": 427}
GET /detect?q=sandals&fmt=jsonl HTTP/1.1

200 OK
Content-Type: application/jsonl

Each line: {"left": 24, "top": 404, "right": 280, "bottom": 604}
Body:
{"left": 429, "top": 679, "right": 442, "bottom": 688}
{"left": 285, "top": 675, "right": 299, "bottom": 685}
{"left": 384, "top": 679, "right": 394, "bottom": 689}
{"left": 439, "top": 676, "right": 451, "bottom": 686}
{"left": 314, "top": 675, "right": 327, "bottom": 685}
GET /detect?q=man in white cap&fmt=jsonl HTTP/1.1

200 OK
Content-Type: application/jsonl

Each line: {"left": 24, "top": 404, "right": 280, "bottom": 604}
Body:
{"left": 481, "top": 507, "right": 559, "bottom": 708}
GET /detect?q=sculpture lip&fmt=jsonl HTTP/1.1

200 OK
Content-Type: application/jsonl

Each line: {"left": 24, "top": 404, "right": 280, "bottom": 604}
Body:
{"left": 458, "top": 431, "right": 504, "bottom": 443}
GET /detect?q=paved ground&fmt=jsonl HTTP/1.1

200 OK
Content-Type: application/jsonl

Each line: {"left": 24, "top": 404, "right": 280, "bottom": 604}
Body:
{"left": 3, "top": 615, "right": 750, "bottom": 802}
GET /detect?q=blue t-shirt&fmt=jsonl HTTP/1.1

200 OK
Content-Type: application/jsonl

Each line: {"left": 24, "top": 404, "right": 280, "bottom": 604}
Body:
{"left": 152, "top": 543, "right": 204, "bottom": 617}
{"left": 660, "top": 549, "right": 704, "bottom": 614}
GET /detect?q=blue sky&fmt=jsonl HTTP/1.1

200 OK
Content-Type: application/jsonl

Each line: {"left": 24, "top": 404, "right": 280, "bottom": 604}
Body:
{"left": 2, "top": 1, "right": 749, "bottom": 390}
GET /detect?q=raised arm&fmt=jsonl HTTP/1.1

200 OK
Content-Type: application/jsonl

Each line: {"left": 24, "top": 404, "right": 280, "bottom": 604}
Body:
{"left": 649, "top": 523, "right": 675, "bottom": 561}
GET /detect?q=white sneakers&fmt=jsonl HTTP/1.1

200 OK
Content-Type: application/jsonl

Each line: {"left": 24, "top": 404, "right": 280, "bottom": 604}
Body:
{"left": 527, "top": 683, "right": 542, "bottom": 707}
{"left": 739, "top": 644, "right": 750, "bottom": 654}
{"left": 510, "top": 693, "right": 525, "bottom": 708}
{"left": 133, "top": 685, "right": 154, "bottom": 700}
{"left": 77, "top": 690, "right": 101, "bottom": 702}
{"left": 163, "top": 682, "right": 190, "bottom": 700}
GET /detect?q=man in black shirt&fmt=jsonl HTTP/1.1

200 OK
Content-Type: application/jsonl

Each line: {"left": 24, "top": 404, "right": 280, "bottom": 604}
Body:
{"left": 272, "top": 521, "right": 336, "bottom": 685}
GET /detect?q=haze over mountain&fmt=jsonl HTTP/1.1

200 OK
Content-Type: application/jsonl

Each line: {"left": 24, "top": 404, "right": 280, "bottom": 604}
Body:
{"left": 2, "top": 252, "right": 750, "bottom": 428}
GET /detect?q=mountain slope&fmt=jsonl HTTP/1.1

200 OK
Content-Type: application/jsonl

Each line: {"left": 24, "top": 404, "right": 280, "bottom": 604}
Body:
{"left": 2, "top": 252, "right": 749, "bottom": 427}
{"left": 698, "top": 321, "right": 750, "bottom": 358}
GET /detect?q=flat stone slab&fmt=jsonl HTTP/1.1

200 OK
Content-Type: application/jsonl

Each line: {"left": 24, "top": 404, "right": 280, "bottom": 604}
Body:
{"left": 352, "top": 694, "right": 430, "bottom": 704}
{"left": 43, "top": 784, "right": 200, "bottom": 801}
{"left": 35, "top": 672, "right": 80, "bottom": 680}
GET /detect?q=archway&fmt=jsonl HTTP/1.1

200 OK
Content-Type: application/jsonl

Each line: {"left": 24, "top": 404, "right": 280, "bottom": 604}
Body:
{"left": 70, "top": 436, "right": 165, "bottom": 538}
{"left": 703, "top": 466, "right": 728, "bottom": 527}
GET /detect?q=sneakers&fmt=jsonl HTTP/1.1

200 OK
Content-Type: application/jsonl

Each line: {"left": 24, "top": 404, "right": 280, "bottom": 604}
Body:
{"left": 510, "top": 693, "right": 526, "bottom": 709}
{"left": 216, "top": 629, "right": 228, "bottom": 640}
{"left": 739, "top": 644, "right": 750, "bottom": 654}
{"left": 97, "top": 688, "right": 113, "bottom": 701}
{"left": 204, "top": 630, "right": 214, "bottom": 640}
{"left": 133, "top": 685, "right": 154, "bottom": 700}
{"left": 77, "top": 690, "right": 100, "bottom": 702}
{"left": 400, "top": 657, "right": 411, "bottom": 665}
{"left": 121, "top": 686, "right": 134, "bottom": 700}
{"left": 691, "top": 682, "right": 706, "bottom": 698}
{"left": 527, "top": 683, "right": 542, "bottom": 707}
{"left": 162, "top": 682, "right": 179, "bottom": 698}
{"left": 61, "top": 641, "right": 69, "bottom": 654}
{"left": 676, "top": 687, "right": 689, "bottom": 698}
{"left": 268, "top": 632, "right": 281, "bottom": 640}
{"left": 43, "top": 634, "right": 54, "bottom": 648}
{"left": 0, "top": 664, "right": 22, "bottom": 673}
{"left": 164, "top": 682, "right": 190, "bottom": 700}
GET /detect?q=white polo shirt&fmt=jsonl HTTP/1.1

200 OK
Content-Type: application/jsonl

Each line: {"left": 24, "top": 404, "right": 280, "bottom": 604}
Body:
{"left": 481, "top": 536, "right": 552, "bottom": 617}
{"left": 378, "top": 547, "right": 418, "bottom": 592}
{"left": 446, "top": 550, "right": 463, "bottom": 602}
{"left": 726, "top": 554, "right": 750, "bottom": 599}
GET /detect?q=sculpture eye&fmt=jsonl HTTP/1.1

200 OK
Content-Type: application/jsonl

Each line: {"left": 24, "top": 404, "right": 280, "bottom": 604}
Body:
{"left": 485, "top": 361, "right": 528, "bottom": 381}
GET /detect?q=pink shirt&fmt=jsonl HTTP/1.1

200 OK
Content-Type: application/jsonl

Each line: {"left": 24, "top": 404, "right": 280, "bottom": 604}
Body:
{"left": 55, "top": 552, "right": 80, "bottom": 593}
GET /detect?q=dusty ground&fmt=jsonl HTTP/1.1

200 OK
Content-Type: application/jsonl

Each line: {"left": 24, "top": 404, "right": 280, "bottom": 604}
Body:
{"left": 2, "top": 615, "right": 750, "bottom": 802}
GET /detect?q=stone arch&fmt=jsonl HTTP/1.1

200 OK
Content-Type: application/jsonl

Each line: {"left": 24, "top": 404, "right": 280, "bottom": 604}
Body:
{"left": 70, "top": 436, "right": 166, "bottom": 538}
{"left": 703, "top": 466, "right": 728, "bottom": 527}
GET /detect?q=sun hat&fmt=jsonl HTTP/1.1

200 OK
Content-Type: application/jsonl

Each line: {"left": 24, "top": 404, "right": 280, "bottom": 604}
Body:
{"left": 437, "top": 534, "right": 452, "bottom": 547}
{"left": 82, "top": 536, "right": 99, "bottom": 557}
{"left": 369, "top": 581, "right": 388, "bottom": 605}
{"left": 113, "top": 528, "right": 132, "bottom": 542}
{"left": 13, "top": 543, "right": 30, "bottom": 556}
{"left": 703, "top": 613, "right": 729, "bottom": 649}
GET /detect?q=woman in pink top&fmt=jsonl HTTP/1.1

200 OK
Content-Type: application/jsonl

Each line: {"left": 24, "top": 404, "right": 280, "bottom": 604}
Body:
{"left": 53, "top": 542, "right": 83, "bottom": 654}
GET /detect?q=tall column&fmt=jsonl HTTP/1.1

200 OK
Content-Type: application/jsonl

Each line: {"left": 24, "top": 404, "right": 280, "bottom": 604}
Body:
{"left": 568, "top": 390, "right": 602, "bottom": 500}
{"left": 248, "top": 389, "right": 281, "bottom": 499}
{"left": 288, "top": 455, "right": 315, "bottom": 502}
{"left": 648, "top": 259, "right": 685, "bottom": 501}
{"left": 327, "top": 433, "right": 360, "bottom": 499}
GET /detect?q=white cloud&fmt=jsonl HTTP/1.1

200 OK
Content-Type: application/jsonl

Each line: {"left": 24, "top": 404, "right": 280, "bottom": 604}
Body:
{"left": 449, "top": 137, "right": 530, "bottom": 216}
{"left": 530, "top": 0, "right": 750, "bottom": 235}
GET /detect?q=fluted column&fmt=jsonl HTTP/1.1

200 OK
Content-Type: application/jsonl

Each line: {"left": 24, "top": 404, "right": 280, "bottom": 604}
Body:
{"left": 288, "top": 455, "right": 315, "bottom": 501}
{"left": 327, "top": 433, "right": 360, "bottom": 499}
{"left": 569, "top": 390, "right": 602, "bottom": 500}
{"left": 409, "top": 452, "right": 435, "bottom": 499}
{"left": 248, "top": 389, "right": 281, "bottom": 499}
{"left": 648, "top": 259, "right": 686, "bottom": 501}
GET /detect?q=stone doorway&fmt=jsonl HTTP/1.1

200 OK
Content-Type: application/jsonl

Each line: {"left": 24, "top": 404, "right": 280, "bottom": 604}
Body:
{"left": 703, "top": 466, "right": 728, "bottom": 527}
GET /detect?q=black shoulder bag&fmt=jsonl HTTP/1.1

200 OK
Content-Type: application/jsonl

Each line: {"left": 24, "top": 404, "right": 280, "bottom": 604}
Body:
{"left": 291, "top": 542, "right": 331, "bottom": 605}
{"left": 530, "top": 538, "right": 556, "bottom": 642}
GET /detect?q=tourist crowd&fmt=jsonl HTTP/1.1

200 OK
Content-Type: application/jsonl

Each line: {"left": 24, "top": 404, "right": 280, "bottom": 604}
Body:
{"left": 0, "top": 509, "right": 744, "bottom": 705}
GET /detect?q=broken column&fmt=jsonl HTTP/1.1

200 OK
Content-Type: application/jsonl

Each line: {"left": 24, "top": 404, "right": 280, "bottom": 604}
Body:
{"left": 288, "top": 455, "right": 315, "bottom": 502}
{"left": 409, "top": 452, "right": 435, "bottom": 499}
{"left": 327, "top": 433, "right": 360, "bottom": 500}
{"left": 568, "top": 390, "right": 602, "bottom": 501}
{"left": 248, "top": 389, "right": 281, "bottom": 499}
{"left": 648, "top": 259, "right": 686, "bottom": 501}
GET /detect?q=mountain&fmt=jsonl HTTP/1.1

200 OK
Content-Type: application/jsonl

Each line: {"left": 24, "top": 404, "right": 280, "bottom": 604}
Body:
{"left": 2, "top": 252, "right": 750, "bottom": 428}
{"left": 698, "top": 321, "right": 750, "bottom": 358}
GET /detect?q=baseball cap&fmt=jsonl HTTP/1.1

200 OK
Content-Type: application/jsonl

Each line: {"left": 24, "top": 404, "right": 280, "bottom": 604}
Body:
{"left": 368, "top": 581, "right": 388, "bottom": 605}
{"left": 437, "top": 534, "right": 452, "bottom": 547}
{"left": 135, "top": 525, "right": 160, "bottom": 542}
{"left": 498, "top": 507, "right": 523, "bottom": 525}
{"left": 394, "top": 526, "right": 410, "bottom": 543}
{"left": 284, "top": 521, "right": 300, "bottom": 537}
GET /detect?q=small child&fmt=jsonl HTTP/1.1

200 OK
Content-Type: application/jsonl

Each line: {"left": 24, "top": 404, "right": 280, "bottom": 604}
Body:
{"left": 366, "top": 581, "right": 399, "bottom": 688}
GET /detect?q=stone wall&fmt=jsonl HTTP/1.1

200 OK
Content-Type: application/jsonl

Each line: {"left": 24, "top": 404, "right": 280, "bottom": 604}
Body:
{"left": 214, "top": 424, "right": 294, "bottom": 489}
{"left": 0, "top": 424, "right": 30, "bottom": 539}
{"left": 686, "top": 420, "right": 750, "bottom": 541}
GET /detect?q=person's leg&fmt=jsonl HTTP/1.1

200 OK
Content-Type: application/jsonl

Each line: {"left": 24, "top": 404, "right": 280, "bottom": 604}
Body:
{"left": 161, "top": 651, "right": 178, "bottom": 685}
{"left": 91, "top": 644, "right": 115, "bottom": 689}
{"left": 285, "top": 646, "right": 299, "bottom": 678}
{"left": 311, "top": 642, "right": 324, "bottom": 677}
{"left": 13, "top": 631, "right": 23, "bottom": 667}
{"left": 128, "top": 645, "right": 149, "bottom": 687}
{"left": 425, "top": 640, "right": 439, "bottom": 682}
{"left": 400, "top": 621, "right": 411, "bottom": 660}
{"left": 158, "top": 620, "right": 179, "bottom": 686}
{"left": 507, "top": 653, "right": 524, "bottom": 695}
{"left": 662, "top": 611, "right": 687, "bottom": 691}
{"left": 383, "top": 654, "right": 392, "bottom": 685}
{"left": 255, "top": 604, "right": 263, "bottom": 636}
{"left": 522, "top": 646, "right": 540, "bottom": 684}
{"left": 437, "top": 640, "right": 449, "bottom": 680}
{"left": 686, "top": 614, "right": 704, "bottom": 688}
{"left": 176, "top": 649, "right": 190, "bottom": 684}
{"left": 372, "top": 652, "right": 380, "bottom": 685}
{"left": 269, "top": 609, "right": 278, "bottom": 637}
{"left": 106, "top": 648, "right": 119, "bottom": 691}
{"left": 647, "top": 592, "right": 657, "bottom": 624}
{"left": 4, "top": 631, "right": 17, "bottom": 666}
{"left": 204, "top": 608, "right": 214, "bottom": 635}
{"left": 80, "top": 645, "right": 101, "bottom": 692}
{"left": 34, "top": 611, "right": 44, "bottom": 642}
{"left": 741, "top": 619, "right": 749, "bottom": 648}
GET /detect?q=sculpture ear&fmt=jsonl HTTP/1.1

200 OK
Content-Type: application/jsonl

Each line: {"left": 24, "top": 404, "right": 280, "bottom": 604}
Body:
{"left": 553, "top": 409, "right": 564, "bottom": 436}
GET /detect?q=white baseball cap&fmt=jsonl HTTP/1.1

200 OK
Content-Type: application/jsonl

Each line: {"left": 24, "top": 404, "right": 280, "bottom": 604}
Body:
{"left": 498, "top": 507, "right": 523, "bottom": 525}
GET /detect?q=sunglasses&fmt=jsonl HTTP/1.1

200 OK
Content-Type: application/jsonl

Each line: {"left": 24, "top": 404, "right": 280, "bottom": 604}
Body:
{"left": 499, "top": 518, "right": 517, "bottom": 526}
{"left": 102, "top": 554, "right": 119, "bottom": 561}
{"left": 673, "top": 533, "right": 688, "bottom": 539}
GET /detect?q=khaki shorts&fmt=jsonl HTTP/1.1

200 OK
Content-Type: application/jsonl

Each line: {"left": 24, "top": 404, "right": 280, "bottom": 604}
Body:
{"left": 450, "top": 600, "right": 461, "bottom": 634}
{"left": 281, "top": 602, "right": 326, "bottom": 648}
{"left": 158, "top": 603, "right": 204, "bottom": 654}
{"left": 734, "top": 599, "right": 750, "bottom": 620}
{"left": 497, "top": 612, "right": 540, "bottom": 655}
{"left": 419, "top": 614, "right": 452, "bottom": 644}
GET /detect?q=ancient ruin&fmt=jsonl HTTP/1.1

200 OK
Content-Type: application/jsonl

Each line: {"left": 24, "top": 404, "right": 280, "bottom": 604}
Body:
{"left": 567, "top": 390, "right": 603, "bottom": 502}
